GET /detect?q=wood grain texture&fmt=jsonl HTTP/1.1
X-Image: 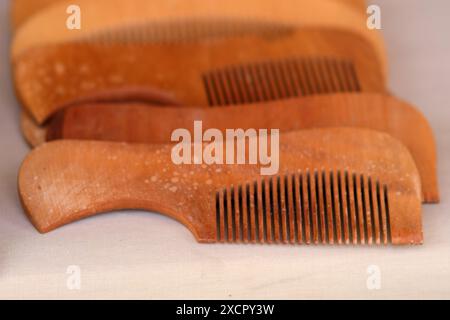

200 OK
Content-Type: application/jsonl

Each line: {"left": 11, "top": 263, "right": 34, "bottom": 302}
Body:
{"left": 18, "top": 128, "right": 423, "bottom": 245}
{"left": 22, "top": 93, "right": 438, "bottom": 204}
{"left": 14, "top": 29, "right": 384, "bottom": 124}
{"left": 11, "top": 0, "right": 386, "bottom": 77}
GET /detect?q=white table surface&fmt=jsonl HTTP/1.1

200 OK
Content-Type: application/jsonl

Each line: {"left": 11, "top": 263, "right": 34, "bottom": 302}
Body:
{"left": 1, "top": 0, "right": 449, "bottom": 299}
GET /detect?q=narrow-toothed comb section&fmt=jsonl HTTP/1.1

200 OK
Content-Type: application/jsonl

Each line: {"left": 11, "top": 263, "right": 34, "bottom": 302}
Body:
{"left": 203, "top": 57, "right": 362, "bottom": 106}
{"left": 215, "top": 171, "right": 392, "bottom": 245}
{"left": 80, "top": 19, "right": 293, "bottom": 45}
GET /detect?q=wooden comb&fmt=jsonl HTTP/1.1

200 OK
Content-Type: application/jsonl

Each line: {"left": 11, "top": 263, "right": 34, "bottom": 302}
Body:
{"left": 14, "top": 29, "right": 385, "bottom": 124}
{"left": 11, "top": 0, "right": 386, "bottom": 77}
{"left": 18, "top": 128, "right": 423, "bottom": 245}
{"left": 21, "top": 93, "right": 439, "bottom": 204}
{"left": 10, "top": 0, "right": 368, "bottom": 31}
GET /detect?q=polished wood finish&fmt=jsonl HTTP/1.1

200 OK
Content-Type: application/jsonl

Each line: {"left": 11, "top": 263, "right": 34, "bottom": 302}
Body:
{"left": 14, "top": 29, "right": 385, "bottom": 124}
{"left": 18, "top": 128, "right": 423, "bottom": 245}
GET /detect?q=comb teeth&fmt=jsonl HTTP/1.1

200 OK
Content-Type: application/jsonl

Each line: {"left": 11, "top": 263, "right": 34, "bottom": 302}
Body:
{"left": 203, "top": 57, "right": 362, "bottom": 106}
{"left": 215, "top": 170, "right": 392, "bottom": 245}
{"left": 82, "top": 19, "right": 293, "bottom": 44}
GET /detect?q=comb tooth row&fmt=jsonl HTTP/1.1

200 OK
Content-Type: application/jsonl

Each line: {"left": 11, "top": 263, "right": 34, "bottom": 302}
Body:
{"left": 82, "top": 19, "right": 293, "bottom": 45}
{"left": 203, "top": 57, "right": 362, "bottom": 106}
{"left": 215, "top": 171, "right": 392, "bottom": 245}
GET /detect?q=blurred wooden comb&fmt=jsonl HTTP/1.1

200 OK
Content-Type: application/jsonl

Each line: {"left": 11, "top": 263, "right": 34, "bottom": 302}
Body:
{"left": 10, "top": 0, "right": 368, "bottom": 31}
{"left": 21, "top": 93, "right": 439, "bottom": 204}
{"left": 11, "top": 0, "right": 385, "bottom": 77}
{"left": 14, "top": 29, "right": 385, "bottom": 124}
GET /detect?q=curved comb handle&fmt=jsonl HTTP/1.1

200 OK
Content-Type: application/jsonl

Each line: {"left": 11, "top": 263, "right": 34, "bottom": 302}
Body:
{"left": 18, "top": 142, "right": 199, "bottom": 234}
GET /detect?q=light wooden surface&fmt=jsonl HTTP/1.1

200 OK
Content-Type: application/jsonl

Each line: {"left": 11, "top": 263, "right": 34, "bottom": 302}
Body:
{"left": 1, "top": 0, "right": 450, "bottom": 299}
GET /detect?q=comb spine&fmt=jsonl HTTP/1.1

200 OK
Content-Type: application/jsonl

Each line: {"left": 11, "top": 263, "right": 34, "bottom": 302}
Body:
{"left": 315, "top": 170, "right": 326, "bottom": 244}
{"left": 212, "top": 71, "right": 226, "bottom": 106}
{"left": 249, "top": 182, "right": 257, "bottom": 243}
{"left": 332, "top": 59, "right": 347, "bottom": 92}
{"left": 307, "top": 58, "right": 323, "bottom": 94}
{"left": 279, "top": 175, "right": 289, "bottom": 243}
{"left": 361, "top": 175, "right": 373, "bottom": 245}
{"left": 298, "top": 58, "right": 314, "bottom": 95}
{"left": 324, "top": 58, "right": 339, "bottom": 92}
{"left": 218, "top": 70, "right": 233, "bottom": 106}
{"left": 256, "top": 180, "right": 269, "bottom": 243}
{"left": 308, "top": 170, "right": 319, "bottom": 244}
{"left": 253, "top": 63, "right": 269, "bottom": 103}
{"left": 310, "top": 58, "right": 325, "bottom": 94}
{"left": 286, "top": 174, "right": 296, "bottom": 244}
{"left": 354, "top": 173, "right": 365, "bottom": 244}
{"left": 293, "top": 173, "right": 303, "bottom": 244}
{"left": 323, "top": 170, "right": 334, "bottom": 244}
{"left": 346, "top": 60, "right": 362, "bottom": 92}
{"left": 279, "top": 59, "right": 295, "bottom": 99}
{"left": 224, "top": 67, "right": 239, "bottom": 105}
{"left": 238, "top": 65, "right": 254, "bottom": 104}
{"left": 241, "top": 184, "right": 250, "bottom": 243}
{"left": 300, "top": 173, "right": 311, "bottom": 244}
{"left": 346, "top": 171, "right": 358, "bottom": 245}
{"left": 317, "top": 57, "right": 332, "bottom": 93}
{"left": 270, "top": 61, "right": 288, "bottom": 100}
{"left": 384, "top": 186, "right": 393, "bottom": 244}
{"left": 231, "top": 66, "right": 247, "bottom": 104}
{"left": 225, "top": 187, "right": 234, "bottom": 242}
{"left": 369, "top": 177, "right": 381, "bottom": 245}
{"left": 233, "top": 185, "right": 242, "bottom": 242}
{"left": 288, "top": 59, "right": 304, "bottom": 97}
{"left": 262, "top": 62, "right": 277, "bottom": 101}
{"left": 215, "top": 191, "right": 221, "bottom": 242}
{"left": 269, "top": 177, "right": 279, "bottom": 243}
{"left": 377, "top": 181, "right": 388, "bottom": 245}
{"left": 330, "top": 171, "right": 343, "bottom": 244}
{"left": 218, "top": 190, "right": 226, "bottom": 242}
{"left": 262, "top": 179, "right": 272, "bottom": 243}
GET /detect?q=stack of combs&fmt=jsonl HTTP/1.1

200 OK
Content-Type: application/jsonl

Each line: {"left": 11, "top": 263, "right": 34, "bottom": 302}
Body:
{"left": 11, "top": 0, "right": 438, "bottom": 245}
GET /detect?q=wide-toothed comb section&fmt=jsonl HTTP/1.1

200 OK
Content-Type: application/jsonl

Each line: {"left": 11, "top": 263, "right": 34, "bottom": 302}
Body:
{"left": 203, "top": 57, "right": 361, "bottom": 106}
{"left": 79, "top": 18, "right": 293, "bottom": 45}
{"left": 215, "top": 170, "right": 391, "bottom": 245}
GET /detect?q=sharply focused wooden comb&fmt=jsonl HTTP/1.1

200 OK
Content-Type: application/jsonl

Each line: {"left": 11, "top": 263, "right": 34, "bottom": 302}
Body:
{"left": 14, "top": 29, "right": 385, "bottom": 124}
{"left": 19, "top": 128, "right": 423, "bottom": 245}
{"left": 10, "top": 0, "right": 368, "bottom": 31}
{"left": 21, "top": 93, "right": 439, "bottom": 204}
{"left": 11, "top": 0, "right": 386, "bottom": 76}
